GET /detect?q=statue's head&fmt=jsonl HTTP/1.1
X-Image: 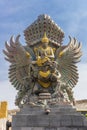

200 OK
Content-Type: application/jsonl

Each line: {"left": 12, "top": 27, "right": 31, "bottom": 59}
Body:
{"left": 41, "top": 32, "right": 49, "bottom": 48}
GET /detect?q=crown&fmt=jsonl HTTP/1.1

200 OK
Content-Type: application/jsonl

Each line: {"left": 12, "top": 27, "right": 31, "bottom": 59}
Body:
{"left": 41, "top": 32, "right": 49, "bottom": 43}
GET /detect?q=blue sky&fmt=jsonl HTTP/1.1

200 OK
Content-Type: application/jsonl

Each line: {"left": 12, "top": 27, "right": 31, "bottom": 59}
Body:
{"left": 0, "top": 0, "right": 87, "bottom": 109}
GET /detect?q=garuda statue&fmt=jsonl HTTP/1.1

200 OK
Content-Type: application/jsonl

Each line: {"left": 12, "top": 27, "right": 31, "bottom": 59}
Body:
{"left": 3, "top": 15, "right": 82, "bottom": 108}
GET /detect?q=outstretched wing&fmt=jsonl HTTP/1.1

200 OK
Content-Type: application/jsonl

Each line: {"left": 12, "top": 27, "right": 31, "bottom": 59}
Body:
{"left": 3, "top": 35, "right": 34, "bottom": 90}
{"left": 56, "top": 36, "right": 82, "bottom": 88}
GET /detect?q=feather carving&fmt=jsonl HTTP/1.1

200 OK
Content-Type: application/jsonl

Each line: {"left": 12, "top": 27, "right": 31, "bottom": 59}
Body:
{"left": 56, "top": 36, "right": 82, "bottom": 88}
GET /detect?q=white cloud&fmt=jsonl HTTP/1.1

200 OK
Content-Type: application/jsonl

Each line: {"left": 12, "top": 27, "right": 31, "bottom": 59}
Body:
{"left": 0, "top": 80, "right": 17, "bottom": 109}
{"left": 74, "top": 63, "right": 87, "bottom": 100}
{"left": 0, "top": 2, "right": 23, "bottom": 17}
{"left": 0, "top": 22, "right": 25, "bottom": 33}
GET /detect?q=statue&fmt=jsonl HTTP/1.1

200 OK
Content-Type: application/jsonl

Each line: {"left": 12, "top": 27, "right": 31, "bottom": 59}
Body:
{"left": 3, "top": 14, "right": 82, "bottom": 108}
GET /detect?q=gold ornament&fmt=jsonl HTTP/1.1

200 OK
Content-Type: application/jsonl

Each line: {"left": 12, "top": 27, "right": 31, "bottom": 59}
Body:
{"left": 41, "top": 32, "right": 49, "bottom": 43}
{"left": 26, "top": 52, "right": 30, "bottom": 58}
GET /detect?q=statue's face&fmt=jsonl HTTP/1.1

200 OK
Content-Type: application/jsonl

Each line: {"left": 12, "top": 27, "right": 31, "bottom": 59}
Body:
{"left": 42, "top": 42, "right": 48, "bottom": 48}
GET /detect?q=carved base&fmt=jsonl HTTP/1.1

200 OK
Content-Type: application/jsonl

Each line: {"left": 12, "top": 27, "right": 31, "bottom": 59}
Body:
{"left": 12, "top": 104, "right": 87, "bottom": 130}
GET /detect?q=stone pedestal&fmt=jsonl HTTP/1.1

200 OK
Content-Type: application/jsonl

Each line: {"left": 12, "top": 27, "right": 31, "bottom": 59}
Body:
{"left": 12, "top": 104, "right": 87, "bottom": 130}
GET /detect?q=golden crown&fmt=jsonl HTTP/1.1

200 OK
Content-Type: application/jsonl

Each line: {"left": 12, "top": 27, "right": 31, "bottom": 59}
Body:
{"left": 41, "top": 32, "right": 49, "bottom": 43}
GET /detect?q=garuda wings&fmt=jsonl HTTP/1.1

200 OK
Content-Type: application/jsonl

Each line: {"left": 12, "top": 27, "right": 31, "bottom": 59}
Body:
{"left": 56, "top": 36, "right": 82, "bottom": 88}
{"left": 3, "top": 35, "right": 36, "bottom": 90}
{"left": 3, "top": 36, "right": 82, "bottom": 91}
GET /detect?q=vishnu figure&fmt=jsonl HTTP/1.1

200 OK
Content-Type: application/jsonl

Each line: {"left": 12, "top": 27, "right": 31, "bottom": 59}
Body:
{"left": 34, "top": 32, "right": 55, "bottom": 67}
{"left": 28, "top": 33, "right": 61, "bottom": 93}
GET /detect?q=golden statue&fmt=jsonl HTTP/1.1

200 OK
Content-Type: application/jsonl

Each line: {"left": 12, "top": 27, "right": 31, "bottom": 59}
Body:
{"left": 34, "top": 32, "right": 55, "bottom": 67}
